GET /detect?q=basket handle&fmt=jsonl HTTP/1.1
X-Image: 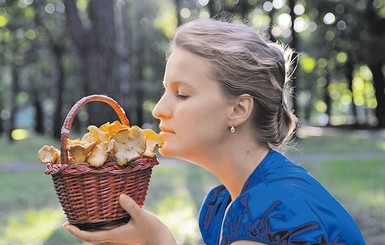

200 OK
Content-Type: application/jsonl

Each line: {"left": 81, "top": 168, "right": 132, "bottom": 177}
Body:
{"left": 60, "top": 94, "right": 130, "bottom": 165}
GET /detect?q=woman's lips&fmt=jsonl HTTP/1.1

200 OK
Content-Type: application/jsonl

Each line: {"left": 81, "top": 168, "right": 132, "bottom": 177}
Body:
{"left": 159, "top": 126, "right": 174, "bottom": 134}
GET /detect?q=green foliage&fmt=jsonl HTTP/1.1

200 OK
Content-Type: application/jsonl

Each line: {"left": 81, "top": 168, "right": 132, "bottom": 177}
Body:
{"left": 154, "top": 1, "right": 178, "bottom": 38}
{"left": 300, "top": 53, "right": 316, "bottom": 73}
{"left": 1, "top": 0, "right": 384, "bottom": 131}
{"left": 353, "top": 66, "right": 377, "bottom": 108}
{"left": 0, "top": 15, "right": 8, "bottom": 27}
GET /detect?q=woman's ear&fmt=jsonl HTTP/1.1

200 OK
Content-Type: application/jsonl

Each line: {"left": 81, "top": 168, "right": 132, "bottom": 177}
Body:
{"left": 229, "top": 94, "right": 254, "bottom": 127}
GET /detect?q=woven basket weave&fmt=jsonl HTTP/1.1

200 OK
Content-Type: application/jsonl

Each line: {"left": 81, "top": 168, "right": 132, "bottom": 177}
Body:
{"left": 45, "top": 95, "right": 159, "bottom": 230}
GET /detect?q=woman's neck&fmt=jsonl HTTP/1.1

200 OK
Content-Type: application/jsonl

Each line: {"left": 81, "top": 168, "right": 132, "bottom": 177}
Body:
{"left": 202, "top": 139, "right": 270, "bottom": 201}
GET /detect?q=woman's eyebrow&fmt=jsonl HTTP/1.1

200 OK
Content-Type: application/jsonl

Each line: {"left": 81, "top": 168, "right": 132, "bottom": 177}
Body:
{"left": 163, "top": 80, "right": 192, "bottom": 88}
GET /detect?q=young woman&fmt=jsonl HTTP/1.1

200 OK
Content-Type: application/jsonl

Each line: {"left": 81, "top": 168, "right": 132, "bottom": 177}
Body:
{"left": 64, "top": 19, "right": 365, "bottom": 245}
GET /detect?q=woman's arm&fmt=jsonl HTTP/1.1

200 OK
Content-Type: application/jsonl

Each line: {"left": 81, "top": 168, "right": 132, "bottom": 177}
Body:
{"left": 63, "top": 194, "right": 177, "bottom": 245}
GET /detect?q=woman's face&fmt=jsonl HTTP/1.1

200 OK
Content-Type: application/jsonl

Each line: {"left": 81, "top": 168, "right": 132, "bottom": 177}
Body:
{"left": 152, "top": 48, "right": 233, "bottom": 162}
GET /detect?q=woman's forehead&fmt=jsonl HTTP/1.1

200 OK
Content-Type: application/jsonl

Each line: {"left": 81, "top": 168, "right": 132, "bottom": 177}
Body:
{"left": 164, "top": 49, "right": 211, "bottom": 81}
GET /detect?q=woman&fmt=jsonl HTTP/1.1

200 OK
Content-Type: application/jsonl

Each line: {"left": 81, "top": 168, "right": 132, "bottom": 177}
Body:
{"left": 64, "top": 19, "right": 365, "bottom": 244}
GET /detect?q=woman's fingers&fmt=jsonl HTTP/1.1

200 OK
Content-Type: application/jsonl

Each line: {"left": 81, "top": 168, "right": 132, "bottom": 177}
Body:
{"left": 62, "top": 194, "right": 176, "bottom": 244}
{"left": 119, "top": 194, "right": 142, "bottom": 219}
{"left": 63, "top": 222, "right": 114, "bottom": 244}
{"left": 63, "top": 223, "right": 94, "bottom": 242}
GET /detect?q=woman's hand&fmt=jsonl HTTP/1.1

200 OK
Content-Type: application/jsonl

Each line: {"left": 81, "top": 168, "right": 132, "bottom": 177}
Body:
{"left": 63, "top": 194, "right": 177, "bottom": 245}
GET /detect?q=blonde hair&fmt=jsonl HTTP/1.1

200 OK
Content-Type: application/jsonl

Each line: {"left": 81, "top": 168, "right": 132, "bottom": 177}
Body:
{"left": 169, "top": 19, "right": 298, "bottom": 148}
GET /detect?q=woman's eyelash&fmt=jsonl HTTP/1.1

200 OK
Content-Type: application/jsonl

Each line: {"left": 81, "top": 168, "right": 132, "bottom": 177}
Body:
{"left": 176, "top": 92, "right": 189, "bottom": 99}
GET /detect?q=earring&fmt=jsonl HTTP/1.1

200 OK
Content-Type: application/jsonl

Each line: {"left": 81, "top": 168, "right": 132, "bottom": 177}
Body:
{"left": 230, "top": 126, "right": 235, "bottom": 133}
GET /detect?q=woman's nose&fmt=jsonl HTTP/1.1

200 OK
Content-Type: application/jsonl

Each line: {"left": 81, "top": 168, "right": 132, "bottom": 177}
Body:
{"left": 152, "top": 94, "right": 170, "bottom": 120}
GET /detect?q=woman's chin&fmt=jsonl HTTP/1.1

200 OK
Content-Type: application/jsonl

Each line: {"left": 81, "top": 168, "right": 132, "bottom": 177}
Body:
{"left": 158, "top": 147, "right": 174, "bottom": 157}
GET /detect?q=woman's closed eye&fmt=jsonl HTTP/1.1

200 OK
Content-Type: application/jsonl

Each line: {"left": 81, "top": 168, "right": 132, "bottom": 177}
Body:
{"left": 176, "top": 91, "right": 189, "bottom": 99}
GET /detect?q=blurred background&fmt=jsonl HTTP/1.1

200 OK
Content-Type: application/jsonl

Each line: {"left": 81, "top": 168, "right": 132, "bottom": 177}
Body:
{"left": 0, "top": 0, "right": 384, "bottom": 244}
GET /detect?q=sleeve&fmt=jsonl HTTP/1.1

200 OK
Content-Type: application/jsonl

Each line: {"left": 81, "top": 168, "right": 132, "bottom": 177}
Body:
{"left": 221, "top": 186, "right": 329, "bottom": 245}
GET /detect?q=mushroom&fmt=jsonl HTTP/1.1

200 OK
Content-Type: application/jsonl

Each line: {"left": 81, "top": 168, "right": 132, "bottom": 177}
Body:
{"left": 37, "top": 145, "right": 61, "bottom": 164}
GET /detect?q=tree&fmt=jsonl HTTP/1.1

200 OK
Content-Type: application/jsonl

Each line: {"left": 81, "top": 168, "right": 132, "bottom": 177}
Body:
{"left": 33, "top": 1, "right": 70, "bottom": 138}
{"left": 125, "top": 0, "right": 169, "bottom": 126}
{"left": 365, "top": 0, "right": 385, "bottom": 128}
{"left": 174, "top": 0, "right": 183, "bottom": 26}
{"left": 1, "top": 0, "right": 383, "bottom": 136}
{"left": 288, "top": 0, "right": 299, "bottom": 114}
{"left": 0, "top": 0, "right": 36, "bottom": 141}
{"left": 207, "top": 0, "right": 255, "bottom": 19}
{"left": 292, "top": 0, "right": 382, "bottom": 127}
{"left": 64, "top": 0, "right": 117, "bottom": 126}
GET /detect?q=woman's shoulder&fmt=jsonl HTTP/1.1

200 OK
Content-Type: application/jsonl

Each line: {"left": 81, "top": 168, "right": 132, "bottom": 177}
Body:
{"left": 222, "top": 181, "right": 365, "bottom": 244}
{"left": 230, "top": 183, "right": 303, "bottom": 222}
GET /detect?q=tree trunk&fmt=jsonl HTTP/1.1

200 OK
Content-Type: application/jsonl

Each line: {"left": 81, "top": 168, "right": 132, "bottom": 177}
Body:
{"left": 288, "top": 0, "right": 299, "bottom": 116}
{"left": 303, "top": 83, "right": 314, "bottom": 122}
{"left": 33, "top": 89, "right": 45, "bottom": 135}
{"left": 238, "top": 0, "right": 250, "bottom": 19}
{"left": 345, "top": 57, "right": 359, "bottom": 128}
{"left": 268, "top": 8, "right": 277, "bottom": 43}
{"left": 132, "top": 1, "right": 147, "bottom": 127}
{"left": 0, "top": 66, "right": 3, "bottom": 134}
{"left": 116, "top": 0, "right": 131, "bottom": 120}
{"left": 369, "top": 62, "right": 385, "bottom": 128}
{"left": 52, "top": 43, "right": 65, "bottom": 139}
{"left": 207, "top": 0, "right": 223, "bottom": 18}
{"left": 0, "top": 99, "right": 3, "bottom": 135}
{"left": 324, "top": 69, "right": 332, "bottom": 126}
{"left": 64, "top": 0, "right": 117, "bottom": 126}
{"left": 174, "top": 0, "right": 182, "bottom": 26}
{"left": 366, "top": 0, "right": 385, "bottom": 128}
{"left": 8, "top": 65, "right": 20, "bottom": 142}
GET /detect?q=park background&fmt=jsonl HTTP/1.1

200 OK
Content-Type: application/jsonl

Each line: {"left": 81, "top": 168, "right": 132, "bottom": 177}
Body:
{"left": 0, "top": 0, "right": 384, "bottom": 244}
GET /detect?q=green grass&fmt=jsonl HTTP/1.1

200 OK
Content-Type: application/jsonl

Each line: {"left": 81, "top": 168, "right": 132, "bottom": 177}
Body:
{"left": 304, "top": 159, "right": 385, "bottom": 206}
{"left": 147, "top": 165, "right": 218, "bottom": 244}
{"left": 0, "top": 133, "right": 218, "bottom": 244}
{"left": 0, "top": 130, "right": 384, "bottom": 244}
{"left": 293, "top": 133, "right": 385, "bottom": 153}
{"left": 305, "top": 159, "right": 385, "bottom": 204}
{"left": 302, "top": 158, "right": 385, "bottom": 243}
{"left": 0, "top": 133, "right": 60, "bottom": 163}
{"left": 0, "top": 171, "right": 84, "bottom": 245}
{"left": 0, "top": 171, "right": 57, "bottom": 214}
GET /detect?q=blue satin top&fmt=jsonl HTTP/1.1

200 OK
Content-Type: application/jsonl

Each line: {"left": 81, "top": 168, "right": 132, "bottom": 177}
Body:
{"left": 198, "top": 150, "right": 365, "bottom": 245}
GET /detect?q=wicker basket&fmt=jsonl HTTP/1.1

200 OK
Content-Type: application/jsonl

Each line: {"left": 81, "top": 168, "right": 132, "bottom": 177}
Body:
{"left": 45, "top": 95, "right": 159, "bottom": 231}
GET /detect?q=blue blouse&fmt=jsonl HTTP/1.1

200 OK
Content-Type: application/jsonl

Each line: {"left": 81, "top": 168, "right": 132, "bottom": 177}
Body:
{"left": 198, "top": 150, "right": 365, "bottom": 245}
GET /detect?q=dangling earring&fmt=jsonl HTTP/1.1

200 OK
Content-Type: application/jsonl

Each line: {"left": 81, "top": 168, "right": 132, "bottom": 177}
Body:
{"left": 230, "top": 126, "right": 235, "bottom": 133}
